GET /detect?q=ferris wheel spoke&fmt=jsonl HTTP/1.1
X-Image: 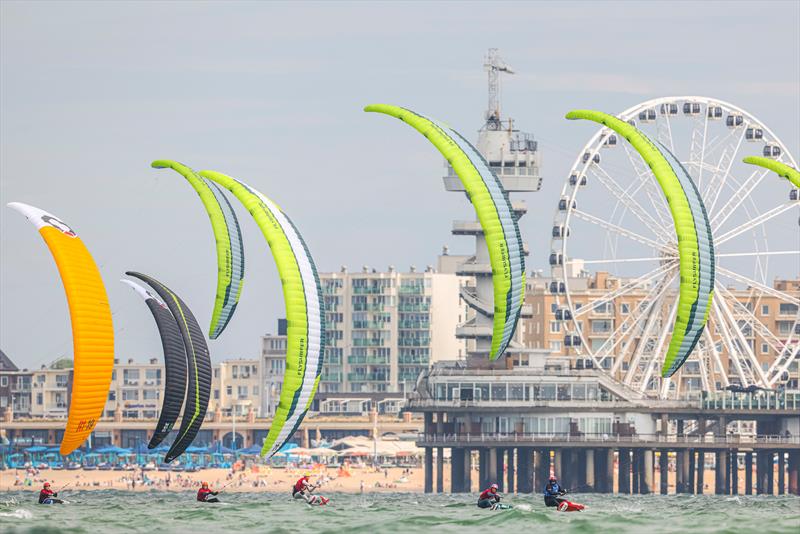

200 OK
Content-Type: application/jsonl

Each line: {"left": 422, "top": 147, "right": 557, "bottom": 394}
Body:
{"left": 575, "top": 256, "right": 677, "bottom": 265}
{"left": 592, "top": 273, "right": 675, "bottom": 371}
{"left": 620, "top": 142, "right": 673, "bottom": 228}
{"left": 688, "top": 113, "right": 710, "bottom": 188}
{"left": 709, "top": 301, "right": 754, "bottom": 386}
{"left": 716, "top": 250, "right": 799, "bottom": 258}
{"left": 572, "top": 262, "right": 677, "bottom": 319}
{"left": 715, "top": 283, "right": 789, "bottom": 356}
{"left": 710, "top": 169, "right": 769, "bottom": 231}
{"left": 619, "top": 272, "right": 678, "bottom": 381}
{"left": 714, "top": 288, "right": 771, "bottom": 386}
{"left": 767, "top": 341, "right": 800, "bottom": 387}
{"left": 704, "top": 127, "right": 747, "bottom": 213}
{"left": 715, "top": 202, "right": 798, "bottom": 246}
{"left": 702, "top": 326, "right": 731, "bottom": 389}
{"left": 637, "top": 297, "right": 679, "bottom": 394}
{"left": 716, "top": 266, "right": 800, "bottom": 305}
{"left": 589, "top": 165, "right": 673, "bottom": 244}
{"left": 572, "top": 207, "right": 672, "bottom": 251}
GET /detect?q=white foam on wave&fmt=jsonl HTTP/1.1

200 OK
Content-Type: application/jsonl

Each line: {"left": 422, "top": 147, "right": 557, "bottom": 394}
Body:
{"left": 0, "top": 509, "right": 33, "bottom": 519}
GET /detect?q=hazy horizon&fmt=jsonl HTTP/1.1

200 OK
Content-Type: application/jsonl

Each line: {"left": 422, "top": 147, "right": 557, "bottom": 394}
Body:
{"left": 2, "top": 1, "right": 798, "bottom": 369}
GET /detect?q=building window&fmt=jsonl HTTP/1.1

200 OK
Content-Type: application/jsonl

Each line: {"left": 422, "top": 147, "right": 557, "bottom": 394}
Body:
{"left": 214, "top": 389, "right": 219, "bottom": 400}
{"left": 621, "top": 303, "right": 630, "bottom": 314}
{"left": 0, "top": 376, "right": 7, "bottom": 387}
{"left": 761, "top": 304, "right": 769, "bottom": 315}
{"left": 761, "top": 343, "right": 769, "bottom": 354}
{"left": 37, "top": 393, "right": 43, "bottom": 405}
{"left": 549, "top": 321, "right": 560, "bottom": 333}
{"left": 226, "top": 386, "right": 232, "bottom": 396}
{"left": 122, "top": 390, "right": 139, "bottom": 401}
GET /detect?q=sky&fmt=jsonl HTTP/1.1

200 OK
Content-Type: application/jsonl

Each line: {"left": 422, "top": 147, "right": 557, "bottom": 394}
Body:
{"left": 1, "top": 1, "right": 798, "bottom": 369}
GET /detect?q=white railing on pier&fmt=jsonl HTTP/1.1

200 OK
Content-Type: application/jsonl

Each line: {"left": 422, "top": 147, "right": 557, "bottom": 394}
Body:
{"left": 416, "top": 433, "right": 800, "bottom": 447}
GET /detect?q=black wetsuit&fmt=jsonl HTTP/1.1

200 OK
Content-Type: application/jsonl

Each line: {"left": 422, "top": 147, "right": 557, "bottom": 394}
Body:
{"left": 543, "top": 482, "right": 566, "bottom": 507}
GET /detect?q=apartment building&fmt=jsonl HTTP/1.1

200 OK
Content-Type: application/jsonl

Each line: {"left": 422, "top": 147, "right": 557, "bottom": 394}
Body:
{"left": 523, "top": 272, "right": 800, "bottom": 394}
{"left": 319, "top": 266, "right": 466, "bottom": 395}
{"left": 212, "top": 358, "right": 261, "bottom": 417}
{"left": 0, "top": 350, "right": 32, "bottom": 417}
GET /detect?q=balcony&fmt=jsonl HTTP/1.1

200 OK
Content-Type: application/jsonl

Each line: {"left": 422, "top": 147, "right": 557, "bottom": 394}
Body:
{"left": 398, "top": 338, "right": 430, "bottom": 347}
{"left": 398, "top": 321, "right": 430, "bottom": 330}
{"left": 348, "top": 373, "right": 389, "bottom": 383}
{"left": 347, "top": 355, "right": 390, "bottom": 365}
{"left": 399, "top": 285, "right": 425, "bottom": 295}
{"left": 353, "top": 338, "right": 390, "bottom": 347}
{"left": 398, "top": 304, "right": 431, "bottom": 312}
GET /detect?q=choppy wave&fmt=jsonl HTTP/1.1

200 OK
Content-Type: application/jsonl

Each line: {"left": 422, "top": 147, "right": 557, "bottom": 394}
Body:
{"left": 0, "top": 491, "right": 797, "bottom": 534}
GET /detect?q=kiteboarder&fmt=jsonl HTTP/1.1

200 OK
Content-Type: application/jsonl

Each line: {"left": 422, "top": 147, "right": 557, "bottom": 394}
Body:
{"left": 197, "top": 481, "right": 220, "bottom": 503}
{"left": 476, "top": 483, "right": 501, "bottom": 509}
{"left": 543, "top": 475, "right": 567, "bottom": 508}
{"left": 292, "top": 475, "right": 329, "bottom": 505}
{"left": 38, "top": 482, "right": 63, "bottom": 505}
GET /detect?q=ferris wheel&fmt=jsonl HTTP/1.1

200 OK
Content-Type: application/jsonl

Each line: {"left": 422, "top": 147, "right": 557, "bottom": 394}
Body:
{"left": 550, "top": 96, "right": 800, "bottom": 399}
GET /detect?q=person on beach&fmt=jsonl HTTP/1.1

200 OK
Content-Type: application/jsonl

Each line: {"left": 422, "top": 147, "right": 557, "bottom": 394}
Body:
{"left": 543, "top": 475, "right": 567, "bottom": 507}
{"left": 38, "top": 482, "right": 63, "bottom": 504}
{"left": 477, "top": 483, "right": 501, "bottom": 508}
{"left": 197, "top": 481, "right": 220, "bottom": 503}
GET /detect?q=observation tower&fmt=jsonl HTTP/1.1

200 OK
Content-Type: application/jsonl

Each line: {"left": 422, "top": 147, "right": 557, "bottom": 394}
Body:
{"left": 440, "top": 49, "right": 541, "bottom": 365}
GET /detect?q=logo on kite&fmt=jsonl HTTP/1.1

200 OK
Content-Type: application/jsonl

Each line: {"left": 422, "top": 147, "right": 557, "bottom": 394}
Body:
{"left": 41, "top": 215, "right": 77, "bottom": 237}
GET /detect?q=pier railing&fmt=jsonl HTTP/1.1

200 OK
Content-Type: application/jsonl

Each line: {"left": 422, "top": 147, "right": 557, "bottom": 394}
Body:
{"left": 417, "top": 432, "right": 800, "bottom": 448}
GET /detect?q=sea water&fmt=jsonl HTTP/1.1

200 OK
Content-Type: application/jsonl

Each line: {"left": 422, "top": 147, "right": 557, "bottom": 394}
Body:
{"left": 1, "top": 491, "right": 798, "bottom": 533}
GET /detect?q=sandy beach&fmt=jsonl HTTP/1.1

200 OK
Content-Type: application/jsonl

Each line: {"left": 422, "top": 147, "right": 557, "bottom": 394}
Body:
{"left": 1, "top": 464, "right": 777, "bottom": 495}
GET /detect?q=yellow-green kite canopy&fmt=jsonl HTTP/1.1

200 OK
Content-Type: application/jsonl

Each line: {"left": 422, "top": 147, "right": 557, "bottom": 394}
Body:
{"left": 743, "top": 156, "right": 800, "bottom": 189}
{"left": 365, "top": 104, "right": 525, "bottom": 361}
{"left": 566, "top": 110, "right": 715, "bottom": 378}
{"left": 152, "top": 160, "right": 245, "bottom": 339}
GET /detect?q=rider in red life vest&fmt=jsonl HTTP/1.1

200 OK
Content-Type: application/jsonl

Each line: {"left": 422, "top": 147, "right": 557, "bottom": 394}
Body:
{"left": 477, "top": 483, "right": 501, "bottom": 508}
{"left": 38, "top": 482, "right": 63, "bottom": 504}
{"left": 197, "top": 481, "right": 220, "bottom": 503}
{"left": 292, "top": 474, "right": 329, "bottom": 505}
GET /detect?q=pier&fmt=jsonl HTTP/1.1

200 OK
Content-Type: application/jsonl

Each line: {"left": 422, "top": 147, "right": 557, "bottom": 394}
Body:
{"left": 410, "top": 363, "right": 800, "bottom": 495}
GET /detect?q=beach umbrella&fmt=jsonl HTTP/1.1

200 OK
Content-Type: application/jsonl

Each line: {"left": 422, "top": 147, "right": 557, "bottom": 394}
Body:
{"left": 25, "top": 446, "right": 48, "bottom": 453}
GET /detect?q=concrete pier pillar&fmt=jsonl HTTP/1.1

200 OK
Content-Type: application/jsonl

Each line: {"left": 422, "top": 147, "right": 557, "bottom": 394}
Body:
{"left": 723, "top": 450, "right": 731, "bottom": 494}
{"left": 642, "top": 450, "right": 653, "bottom": 494}
{"left": 585, "top": 450, "right": 596, "bottom": 491}
{"left": 507, "top": 448, "right": 515, "bottom": 494}
{"left": 479, "top": 448, "right": 489, "bottom": 490}
{"left": 731, "top": 450, "right": 739, "bottom": 495}
{"left": 517, "top": 447, "right": 533, "bottom": 493}
{"left": 488, "top": 447, "right": 499, "bottom": 489}
{"left": 745, "top": 452, "right": 753, "bottom": 495}
{"left": 451, "top": 447, "right": 464, "bottom": 493}
{"left": 553, "top": 449, "right": 563, "bottom": 481}
{"left": 604, "top": 449, "right": 615, "bottom": 493}
{"left": 757, "top": 451, "right": 769, "bottom": 495}
{"left": 631, "top": 449, "right": 640, "bottom": 494}
{"left": 788, "top": 451, "right": 799, "bottom": 495}
{"left": 766, "top": 450, "right": 775, "bottom": 495}
{"left": 464, "top": 448, "right": 473, "bottom": 493}
{"left": 493, "top": 448, "right": 503, "bottom": 492}
{"left": 696, "top": 451, "right": 704, "bottom": 494}
{"left": 688, "top": 449, "right": 696, "bottom": 495}
{"left": 424, "top": 447, "right": 433, "bottom": 493}
{"left": 659, "top": 450, "right": 669, "bottom": 495}
{"left": 777, "top": 451, "right": 785, "bottom": 495}
{"left": 618, "top": 449, "right": 631, "bottom": 494}
{"left": 714, "top": 450, "right": 724, "bottom": 495}
{"left": 676, "top": 450, "right": 686, "bottom": 493}
{"left": 535, "top": 449, "right": 551, "bottom": 492}
{"left": 436, "top": 447, "right": 444, "bottom": 493}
